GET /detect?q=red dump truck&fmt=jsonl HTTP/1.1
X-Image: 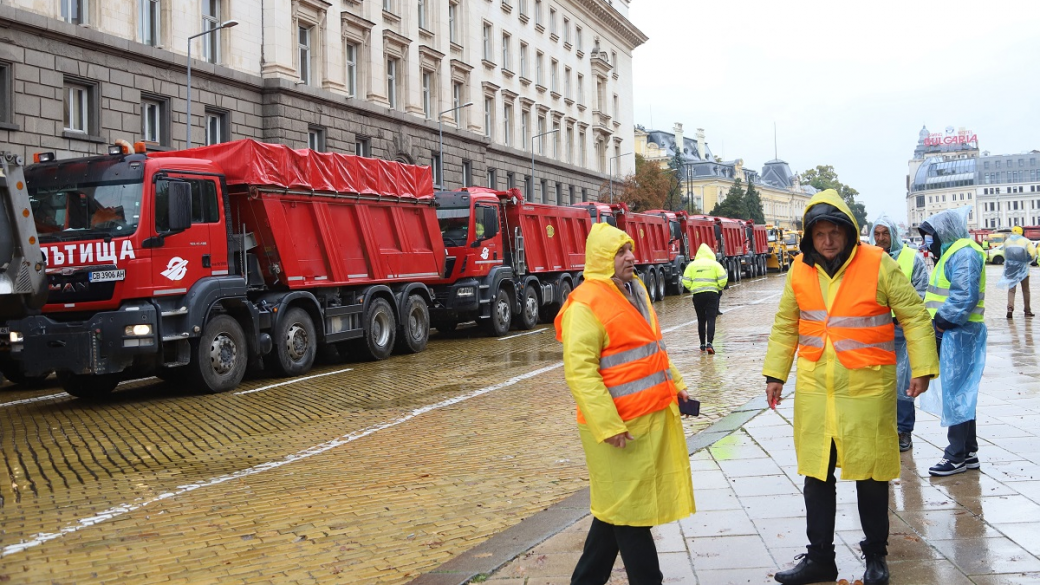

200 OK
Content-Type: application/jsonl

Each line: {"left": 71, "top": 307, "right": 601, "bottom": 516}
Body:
{"left": 431, "top": 187, "right": 591, "bottom": 333}
{"left": 643, "top": 209, "right": 718, "bottom": 295}
{"left": 688, "top": 215, "right": 748, "bottom": 283}
{"left": 740, "top": 220, "right": 770, "bottom": 278}
{"left": 4, "top": 139, "right": 446, "bottom": 397}
{"left": 572, "top": 202, "right": 677, "bottom": 301}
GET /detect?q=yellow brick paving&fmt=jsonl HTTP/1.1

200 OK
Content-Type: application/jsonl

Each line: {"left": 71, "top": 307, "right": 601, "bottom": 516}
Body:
{"left": 0, "top": 275, "right": 784, "bottom": 584}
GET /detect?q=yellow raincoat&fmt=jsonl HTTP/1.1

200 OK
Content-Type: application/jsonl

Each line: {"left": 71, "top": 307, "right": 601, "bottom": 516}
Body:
{"left": 762, "top": 191, "right": 939, "bottom": 482}
{"left": 558, "top": 223, "right": 695, "bottom": 526}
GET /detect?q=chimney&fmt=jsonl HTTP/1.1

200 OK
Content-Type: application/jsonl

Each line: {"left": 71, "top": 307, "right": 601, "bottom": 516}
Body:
{"left": 696, "top": 128, "right": 706, "bottom": 160}
{"left": 673, "top": 123, "right": 684, "bottom": 157}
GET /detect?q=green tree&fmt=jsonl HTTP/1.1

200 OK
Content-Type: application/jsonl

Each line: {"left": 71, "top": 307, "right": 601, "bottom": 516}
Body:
{"left": 800, "top": 164, "right": 869, "bottom": 229}
{"left": 710, "top": 178, "right": 748, "bottom": 219}
{"left": 665, "top": 147, "right": 685, "bottom": 211}
{"left": 607, "top": 154, "right": 670, "bottom": 212}
{"left": 744, "top": 181, "right": 766, "bottom": 224}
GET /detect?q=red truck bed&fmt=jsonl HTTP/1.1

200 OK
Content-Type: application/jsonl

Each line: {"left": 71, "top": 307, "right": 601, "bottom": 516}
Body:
{"left": 615, "top": 205, "right": 671, "bottom": 265}
{"left": 506, "top": 196, "right": 591, "bottom": 274}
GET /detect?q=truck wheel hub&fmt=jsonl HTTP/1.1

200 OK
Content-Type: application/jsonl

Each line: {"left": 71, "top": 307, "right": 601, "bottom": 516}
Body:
{"left": 209, "top": 334, "right": 238, "bottom": 375}
{"left": 372, "top": 312, "right": 391, "bottom": 346}
{"left": 285, "top": 323, "right": 309, "bottom": 361}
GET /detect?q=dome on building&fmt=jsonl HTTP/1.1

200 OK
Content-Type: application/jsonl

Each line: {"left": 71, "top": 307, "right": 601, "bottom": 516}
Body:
{"left": 760, "top": 159, "right": 796, "bottom": 189}
{"left": 645, "top": 129, "right": 713, "bottom": 162}
{"left": 910, "top": 156, "right": 976, "bottom": 192}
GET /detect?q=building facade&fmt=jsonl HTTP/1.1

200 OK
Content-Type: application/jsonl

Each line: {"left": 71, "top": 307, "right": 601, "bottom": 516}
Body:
{"left": 0, "top": 0, "right": 645, "bottom": 204}
{"left": 634, "top": 123, "right": 812, "bottom": 230}
{"left": 905, "top": 125, "right": 1040, "bottom": 230}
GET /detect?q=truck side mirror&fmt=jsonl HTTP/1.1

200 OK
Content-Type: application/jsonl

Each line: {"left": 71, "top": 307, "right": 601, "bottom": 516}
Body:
{"left": 167, "top": 182, "right": 192, "bottom": 232}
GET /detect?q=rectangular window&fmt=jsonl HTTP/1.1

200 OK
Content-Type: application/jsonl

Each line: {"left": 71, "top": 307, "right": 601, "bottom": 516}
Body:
{"left": 346, "top": 43, "right": 358, "bottom": 97}
{"left": 984, "top": 161, "right": 990, "bottom": 170}
{"left": 483, "top": 23, "right": 493, "bottom": 61}
{"left": 536, "top": 51, "right": 543, "bottom": 85}
{"left": 387, "top": 58, "right": 398, "bottom": 109}
{"left": 575, "top": 26, "right": 582, "bottom": 51}
{"left": 308, "top": 126, "right": 326, "bottom": 151}
{"left": 383, "top": 0, "right": 394, "bottom": 12}
{"left": 503, "top": 103, "right": 512, "bottom": 146}
{"left": 202, "top": 0, "right": 221, "bottom": 64}
{"left": 549, "top": 8, "right": 557, "bottom": 35}
{"left": 521, "top": 110, "right": 529, "bottom": 150}
{"left": 577, "top": 74, "right": 584, "bottom": 105}
{"left": 63, "top": 81, "right": 91, "bottom": 133}
{"left": 551, "top": 59, "right": 558, "bottom": 92}
{"left": 155, "top": 178, "right": 220, "bottom": 231}
{"left": 537, "top": 115, "right": 546, "bottom": 155}
{"left": 566, "top": 126, "right": 573, "bottom": 163}
{"left": 61, "top": 0, "right": 86, "bottom": 24}
{"left": 552, "top": 120, "right": 560, "bottom": 158}
{"left": 579, "top": 129, "right": 586, "bottom": 166}
{"left": 139, "top": 0, "right": 160, "bottom": 46}
{"left": 519, "top": 43, "right": 529, "bottom": 78}
{"left": 502, "top": 33, "right": 511, "bottom": 70}
{"left": 507, "top": 172, "right": 515, "bottom": 190}
{"left": 422, "top": 71, "right": 432, "bottom": 119}
{"left": 449, "top": 1, "right": 459, "bottom": 43}
{"left": 452, "top": 81, "right": 463, "bottom": 125}
{"left": 205, "top": 109, "right": 228, "bottom": 145}
{"left": 535, "top": 0, "right": 542, "bottom": 26}
{"left": 564, "top": 18, "right": 570, "bottom": 44}
{"left": 484, "top": 97, "right": 493, "bottom": 138}
{"left": 0, "top": 63, "right": 11, "bottom": 125}
{"left": 487, "top": 168, "right": 497, "bottom": 188}
{"left": 613, "top": 94, "right": 619, "bottom": 118}
{"left": 519, "top": 0, "right": 527, "bottom": 16}
{"left": 462, "top": 160, "right": 473, "bottom": 186}
{"left": 355, "top": 137, "right": 371, "bottom": 156}
{"left": 431, "top": 152, "right": 442, "bottom": 187}
{"left": 564, "top": 67, "right": 571, "bottom": 99}
{"left": 298, "top": 26, "right": 312, "bottom": 85}
{"left": 418, "top": 0, "right": 428, "bottom": 30}
{"left": 141, "top": 97, "right": 167, "bottom": 145}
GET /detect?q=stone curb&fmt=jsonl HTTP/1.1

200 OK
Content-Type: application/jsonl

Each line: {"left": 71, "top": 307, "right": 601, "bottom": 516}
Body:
{"left": 406, "top": 393, "right": 773, "bottom": 585}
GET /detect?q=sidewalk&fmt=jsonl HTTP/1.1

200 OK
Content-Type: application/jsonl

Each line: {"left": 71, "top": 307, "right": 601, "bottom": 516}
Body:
{"left": 411, "top": 320, "right": 1040, "bottom": 585}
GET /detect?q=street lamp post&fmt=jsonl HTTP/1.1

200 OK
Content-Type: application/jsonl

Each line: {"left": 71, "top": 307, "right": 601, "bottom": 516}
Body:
{"left": 608, "top": 151, "right": 632, "bottom": 204}
{"left": 186, "top": 19, "right": 239, "bottom": 148}
{"left": 438, "top": 102, "right": 473, "bottom": 189}
{"left": 531, "top": 128, "right": 560, "bottom": 202}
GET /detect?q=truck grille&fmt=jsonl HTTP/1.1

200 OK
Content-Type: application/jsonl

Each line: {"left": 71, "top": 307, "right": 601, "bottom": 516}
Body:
{"left": 47, "top": 266, "right": 117, "bottom": 304}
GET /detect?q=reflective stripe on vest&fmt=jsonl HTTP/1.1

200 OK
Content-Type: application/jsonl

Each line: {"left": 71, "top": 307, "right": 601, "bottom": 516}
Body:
{"left": 923, "top": 239, "right": 986, "bottom": 322}
{"left": 685, "top": 263, "right": 722, "bottom": 294}
{"left": 790, "top": 244, "right": 897, "bottom": 368}
{"left": 554, "top": 278, "right": 677, "bottom": 424}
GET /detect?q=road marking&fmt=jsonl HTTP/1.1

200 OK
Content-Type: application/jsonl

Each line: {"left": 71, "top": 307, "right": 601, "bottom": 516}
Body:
{"left": 235, "top": 368, "right": 354, "bottom": 395}
{"left": 751, "top": 292, "right": 782, "bottom": 304}
{"left": 498, "top": 328, "right": 549, "bottom": 341}
{"left": 1, "top": 362, "right": 564, "bottom": 557}
{"left": 0, "top": 393, "right": 68, "bottom": 407}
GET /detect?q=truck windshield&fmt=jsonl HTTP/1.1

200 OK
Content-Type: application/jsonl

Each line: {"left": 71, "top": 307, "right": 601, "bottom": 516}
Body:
{"left": 26, "top": 158, "right": 145, "bottom": 243}
{"left": 784, "top": 234, "right": 799, "bottom": 246}
{"left": 437, "top": 206, "right": 471, "bottom": 247}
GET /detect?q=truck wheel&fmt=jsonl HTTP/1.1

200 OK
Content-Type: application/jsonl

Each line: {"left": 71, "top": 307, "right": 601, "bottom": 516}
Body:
{"left": 483, "top": 288, "right": 513, "bottom": 336}
{"left": 516, "top": 285, "right": 540, "bottom": 330}
{"left": 59, "top": 372, "right": 119, "bottom": 399}
{"left": 363, "top": 298, "right": 397, "bottom": 360}
{"left": 646, "top": 270, "right": 658, "bottom": 302}
{"left": 0, "top": 360, "right": 52, "bottom": 389}
{"left": 270, "top": 307, "right": 317, "bottom": 377}
{"left": 656, "top": 268, "right": 666, "bottom": 299}
{"left": 395, "top": 294, "right": 430, "bottom": 354}
{"left": 192, "top": 315, "right": 248, "bottom": 394}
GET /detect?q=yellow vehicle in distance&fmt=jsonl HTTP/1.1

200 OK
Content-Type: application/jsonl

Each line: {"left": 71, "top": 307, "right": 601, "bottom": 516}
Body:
{"left": 765, "top": 225, "right": 798, "bottom": 272}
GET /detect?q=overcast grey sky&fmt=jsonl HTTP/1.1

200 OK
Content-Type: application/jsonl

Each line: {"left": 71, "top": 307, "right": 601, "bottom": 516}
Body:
{"left": 628, "top": 0, "right": 1040, "bottom": 226}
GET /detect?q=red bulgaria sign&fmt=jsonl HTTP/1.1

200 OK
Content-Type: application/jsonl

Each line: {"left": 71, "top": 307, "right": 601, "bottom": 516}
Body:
{"left": 924, "top": 128, "right": 978, "bottom": 147}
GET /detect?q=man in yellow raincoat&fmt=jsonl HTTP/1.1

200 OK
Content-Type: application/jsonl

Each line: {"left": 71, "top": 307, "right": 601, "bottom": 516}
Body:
{"left": 762, "top": 191, "right": 938, "bottom": 585}
{"left": 555, "top": 222, "right": 695, "bottom": 585}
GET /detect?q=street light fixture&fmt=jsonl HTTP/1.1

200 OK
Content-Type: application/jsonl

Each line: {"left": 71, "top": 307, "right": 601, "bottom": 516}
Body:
{"left": 186, "top": 19, "right": 239, "bottom": 148}
{"left": 438, "top": 101, "right": 474, "bottom": 189}
{"left": 608, "top": 151, "right": 632, "bottom": 204}
{"left": 531, "top": 128, "right": 560, "bottom": 202}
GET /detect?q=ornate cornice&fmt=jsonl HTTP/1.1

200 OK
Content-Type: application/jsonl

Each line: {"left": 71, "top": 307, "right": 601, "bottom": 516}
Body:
{"left": 570, "top": 0, "right": 648, "bottom": 49}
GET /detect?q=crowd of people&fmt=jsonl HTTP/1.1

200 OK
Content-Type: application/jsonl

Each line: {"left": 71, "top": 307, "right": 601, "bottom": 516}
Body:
{"left": 554, "top": 189, "right": 1019, "bottom": 585}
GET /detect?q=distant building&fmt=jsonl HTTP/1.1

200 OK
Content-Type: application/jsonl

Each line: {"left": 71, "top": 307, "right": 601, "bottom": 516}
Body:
{"left": 633, "top": 123, "right": 812, "bottom": 229}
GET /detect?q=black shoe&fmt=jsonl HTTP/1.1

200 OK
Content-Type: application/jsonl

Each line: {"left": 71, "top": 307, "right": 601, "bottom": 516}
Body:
{"left": 965, "top": 451, "right": 980, "bottom": 469}
{"left": 898, "top": 432, "right": 912, "bottom": 452}
{"left": 706, "top": 343, "right": 715, "bottom": 355}
{"left": 929, "top": 458, "right": 966, "bottom": 476}
{"left": 716, "top": 310, "right": 724, "bottom": 316}
{"left": 774, "top": 554, "right": 838, "bottom": 585}
{"left": 863, "top": 554, "right": 889, "bottom": 585}
{"left": 700, "top": 345, "right": 707, "bottom": 353}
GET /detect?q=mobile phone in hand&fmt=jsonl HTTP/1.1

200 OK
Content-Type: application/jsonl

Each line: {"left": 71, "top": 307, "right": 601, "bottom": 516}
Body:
{"left": 679, "top": 398, "right": 700, "bottom": 417}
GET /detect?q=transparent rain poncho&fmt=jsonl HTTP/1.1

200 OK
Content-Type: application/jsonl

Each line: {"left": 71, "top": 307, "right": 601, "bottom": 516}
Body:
{"left": 917, "top": 205, "right": 987, "bottom": 426}
{"left": 868, "top": 213, "right": 903, "bottom": 254}
{"left": 997, "top": 234, "right": 1034, "bottom": 289}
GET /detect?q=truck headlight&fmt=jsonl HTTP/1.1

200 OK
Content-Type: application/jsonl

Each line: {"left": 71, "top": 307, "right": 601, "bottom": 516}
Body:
{"left": 124, "top": 324, "right": 152, "bottom": 336}
{"left": 456, "top": 286, "right": 476, "bottom": 298}
{"left": 9, "top": 331, "right": 23, "bottom": 344}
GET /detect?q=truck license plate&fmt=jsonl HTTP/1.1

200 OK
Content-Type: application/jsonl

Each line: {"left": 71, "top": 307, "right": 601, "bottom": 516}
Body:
{"left": 88, "top": 269, "right": 126, "bottom": 283}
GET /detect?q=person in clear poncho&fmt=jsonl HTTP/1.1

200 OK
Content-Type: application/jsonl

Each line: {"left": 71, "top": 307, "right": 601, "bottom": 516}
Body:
{"left": 917, "top": 206, "right": 988, "bottom": 477}
{"left": 869, "top": 214, "right": 929, "bottom": 453}
{"left": 997, "top": 226, "right": 1036, "bottom": 318}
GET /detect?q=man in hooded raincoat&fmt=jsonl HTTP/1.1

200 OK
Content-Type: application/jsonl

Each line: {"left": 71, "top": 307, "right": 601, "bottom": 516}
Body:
{"left": 999, "top": 226, "right": 1036, "bottom": 318}
{"left": 918, "top": 206, "right": 988, "bottom": 477}
{"left": 682, "top": 243, "right": 729, "bottom": 354}
{"left": 869, "top": 215, "right": 929, "bottom": 452}
{"left": 763, "top": 191, "right": 938, "bottom": 585}
{"left": 555, "top": 222, "right": 695, "bottom": 585}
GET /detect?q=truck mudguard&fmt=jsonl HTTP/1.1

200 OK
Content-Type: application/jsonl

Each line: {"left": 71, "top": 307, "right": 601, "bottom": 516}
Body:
{"left": 176, "top": 276, "right": 250, "bottom": 341}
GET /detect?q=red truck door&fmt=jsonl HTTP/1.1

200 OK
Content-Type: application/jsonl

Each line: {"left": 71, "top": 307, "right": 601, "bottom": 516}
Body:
{"left": 151, "top": 175, "right": 228, "bottom": 295}
{"left": 470, "top": 202, "right": 502, "bottom": 276}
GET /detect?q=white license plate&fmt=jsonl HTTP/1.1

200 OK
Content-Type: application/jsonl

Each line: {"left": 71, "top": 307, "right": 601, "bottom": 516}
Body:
{"left": 88, "top": 269, "right": 126, "bottom": 283}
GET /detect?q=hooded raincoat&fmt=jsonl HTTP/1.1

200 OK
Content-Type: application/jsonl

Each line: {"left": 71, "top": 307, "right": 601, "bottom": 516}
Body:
{"left": 917, "top": 206, "right": 987, "bottom": 427}
{"left": 997, "top": 233, "right": 1036, "bottom": 290}
{"left": 556, "top": 223, "right": 695, "bottom": 526}
{"left": 682, "top": 243, "right": 729, "bottom": 294}
{"left": 869, "top": 214, "right": 929, "bottom": 405}
{"left": 763, "top": 191, "right": 938, "bottom": 482}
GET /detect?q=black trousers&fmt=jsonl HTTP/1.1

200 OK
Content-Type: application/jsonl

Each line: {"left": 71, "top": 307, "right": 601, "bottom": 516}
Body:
{"left": 804, "top": 441, "right": 889, "bottom": 563}
{"left": 571, "top": 517, "right": 662, "bottom": 585}
{"left": 944, "top": 419, "right": 978, "bottom": 463}
{"left": 692, "top": 291, "right": 721, "bottom": 345}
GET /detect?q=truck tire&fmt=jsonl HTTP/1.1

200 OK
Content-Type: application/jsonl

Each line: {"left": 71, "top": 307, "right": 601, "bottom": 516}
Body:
{"left": 191, "top": 315, "right": 248, "bottom": 394}
{"left": 0, "top": 360, "right": 52, "bottom": 389}
{"left": 60, "top": 372, "right": 119, "bottom": 399}
{"left": 362, "top": 298, "right": 397, "bottom": 360}
{"left": 483, "top": 288, "right": 513, "bottom": 336}
{"left": 655, "top": 268, "right": 666, "bottom": 299}
{"left": 646, "top": 270, "right": 658, "bottom": 302}
{"left": 269, "top": 307, "right": 317, "bottom": 377}
{"left": 516, "top": 285, "right": 540, "bottom": 330}
{"left": 395, "top": 294, "right": 430, "bottom": 354}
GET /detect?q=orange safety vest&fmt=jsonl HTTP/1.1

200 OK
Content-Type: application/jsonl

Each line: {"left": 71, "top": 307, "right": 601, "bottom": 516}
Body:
{"left": 791, "top": 245, "right": 896, "bottom": 368}
{"left": 555, "top": 279, "right": 678, "bottom": 424}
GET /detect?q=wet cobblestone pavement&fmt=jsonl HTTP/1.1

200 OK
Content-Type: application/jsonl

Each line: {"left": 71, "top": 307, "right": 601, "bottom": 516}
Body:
{"left": 0, "top": 273, "right": 783, "bottom": 584}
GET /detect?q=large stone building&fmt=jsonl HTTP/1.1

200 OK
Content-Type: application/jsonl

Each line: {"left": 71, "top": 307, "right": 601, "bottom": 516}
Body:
{"left": 0, "top": 0, "right": 645, "bottom": 204}
{"left": 905, "top": 125, "right": 1040, "bottom": 230}
{"left": 634, "top": 124, "right": 813, "bottom": 230}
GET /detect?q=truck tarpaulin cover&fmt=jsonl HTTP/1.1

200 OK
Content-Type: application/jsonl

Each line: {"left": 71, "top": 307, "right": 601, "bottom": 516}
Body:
{"left": 150, "top": 139, "right": 434, "bottom": 199}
